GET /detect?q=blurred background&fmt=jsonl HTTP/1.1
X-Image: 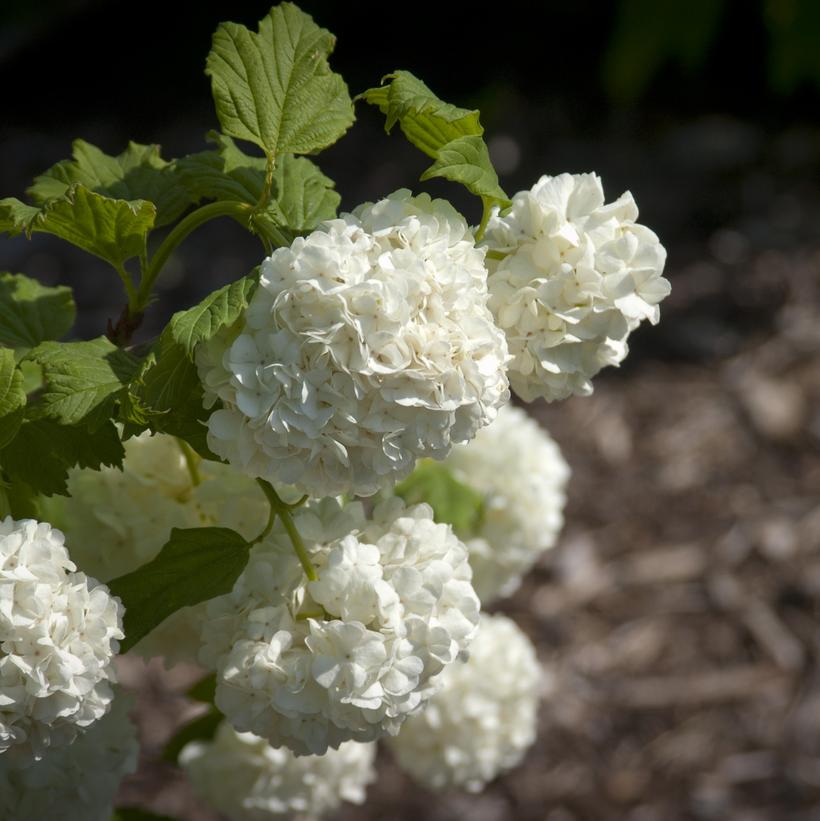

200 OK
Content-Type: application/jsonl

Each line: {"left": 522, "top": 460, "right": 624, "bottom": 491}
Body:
{"left": 3, "top": 0, "right": 820, "bottom": 818}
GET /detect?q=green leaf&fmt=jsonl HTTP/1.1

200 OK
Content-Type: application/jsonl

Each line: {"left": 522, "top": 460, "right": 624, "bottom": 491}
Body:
{"left": 162, "top": 709, "right": 221, "bottom": 763}
{"left": 1, "top": 419, "right": 124, "bottom": 496}
{"left": 29, "top": 338, "right": 140, "bottom": 429}
{"left": 360, "top": 70, "right": 482, "bottom": 157}
{"left": 28, "top": 140, "right": 193, "bottom": 227}
{"left": 420, "top": 134, "right": 508, "bottom": 204}
{"left": 168, "top": 274, "right": 257, "bottom": 357}
{"left": 0, "top": 272, "right": 76, "bottom": 352}
{"left": 129, "top": 332, "right": 213, "bottom": 458}
{"left": 0, "top": 478, "right": 40, "bottom": 520}
{"left": 109, "top": 527, "right": 251, "bottom": 653}
{"left": 0, "top": 350, "right": 26, "bottom": 449}
{"left": 206, "top": 3, "right": 354, "bottom": 161}
{"left": 1, "top": 186, "right": 156, "bottom": 271}
{"left": 179, "top": 134, "right": 340, "bottom": 243}
{"left": 395, "top": 459, "right": 485, "bottom": 535}
{"left": 359, "top": 71, "right": 509, "bottom": 207}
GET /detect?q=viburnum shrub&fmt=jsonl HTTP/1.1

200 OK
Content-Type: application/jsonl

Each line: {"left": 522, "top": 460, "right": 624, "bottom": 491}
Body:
{"left": 0, "top": 3, "right": 670, "bottom": 818}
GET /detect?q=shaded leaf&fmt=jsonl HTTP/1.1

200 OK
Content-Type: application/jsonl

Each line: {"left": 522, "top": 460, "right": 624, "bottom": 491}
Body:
{"left": 162, "top": 709, "right": 221, "bottom": 763}
{"left": 0, "top": 272, "right": 75, "bottom": 353}
{"left": 0, "top": 350, "right": 25, "bottom": 449}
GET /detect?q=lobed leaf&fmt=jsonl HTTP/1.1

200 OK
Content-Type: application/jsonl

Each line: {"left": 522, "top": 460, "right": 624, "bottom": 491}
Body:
{"left": 109, "top": 527, "right": 251, "bottom": 653}
{"left": 206, "top": 3, "right": 354, "bottom": 161}
{"left": 0, "top": 272, "right": 76, "bottom": 352}
{"left": 1, "top": 185, "right": 156, "bottom": 271}
{"left": 29, "top": 338, "right": 140, "bottom": 429}
{"left": 28, "top": 140, "right": 193, "bottom": 227}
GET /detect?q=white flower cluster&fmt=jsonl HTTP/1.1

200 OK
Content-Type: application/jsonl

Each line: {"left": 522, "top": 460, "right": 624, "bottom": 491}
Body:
{"left": 43, "top": 431, "right": 268, "bottom": 582}
{"left": 181, "top": 722, "right": 375, "bottom": 819}
{"left": 0, "top": 693, "right": 138, "bottom": 821}
{"left": 443, "top": 403, "right": 569, "bottom": 603}
{"left": 483, "top": 172, "right": 670, "bottom": 402}
{"left": 198, "top": 189, "right": 510, "bottom": 498}
{"left": 0, "top": 518, "right": 123, "bottom": 761}
{"left": 388, "top": 613, "right": 540, "bottom": 792}
{"left": 200, "top": 497, "right": 480, "bottom": 755}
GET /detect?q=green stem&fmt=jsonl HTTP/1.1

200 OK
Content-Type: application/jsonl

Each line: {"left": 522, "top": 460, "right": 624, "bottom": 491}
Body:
{"left": 256, "top": 480, "right": 317, "bottom": 581}
{"left": 116, "top": 264, "right": 139, "bottom": 312}
{"left": 485, "top": 249, "right": 509, "bottom": 262}
{"left": 474, "top": 197, "right": 493, "bottom": 243}
{"left": 136, "top": 200, "right": 253, "bottom": 311}
{"left": 176, "top": 438, "right": 202, "bottom": 487}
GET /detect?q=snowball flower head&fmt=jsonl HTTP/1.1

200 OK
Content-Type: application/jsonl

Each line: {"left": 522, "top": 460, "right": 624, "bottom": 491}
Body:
{"left": 0, "top": 518, "right": 123, "bottom": 761}
{"left": 388, "top": 613, "right": 540, "bottom": 792}
{"left": 198, "top": 189, "right": 510, "bottom": 498}
{"left": 181, "top": 722, "right": 375, "bottom": 819}
{"left": 0, "top": 692, "right": 138, "bottom": 821}
{"left": 483, "top": 172, "right": 670, "bottom": 402}
{"left": 200, "top": 497, "right": 480, "bottom": 755}
{"left": 442, "top": 403, "right": 569, "bottom": 602}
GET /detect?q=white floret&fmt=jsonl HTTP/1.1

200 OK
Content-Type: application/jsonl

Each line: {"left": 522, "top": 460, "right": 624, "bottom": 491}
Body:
{"left": 0, "top": 692, "right": 139, "bottom": 821}
{"left": 388, "top": 612, "right": 540, "bottom": 792}
{"left": 181, "top": 722, "right": 375, "bottom": 819}
{"left": 199, "top": 497, "right": 480, "bottom": 756}
{"left": 443, "top": 403, "right": 569, "bottom": 602}
{"left": 483, "top": 172, "right": 670, "bottom": 402}
{"left": 0, "top": 518, "right": 123, "bottom": 761}
{"left": 198, "top": 188, "right": 510, "bottom": 498}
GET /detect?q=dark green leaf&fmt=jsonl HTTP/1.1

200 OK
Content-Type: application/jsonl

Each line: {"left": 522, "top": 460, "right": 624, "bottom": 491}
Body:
{"left": 0, "top": 272, "right": 75, "bottom": 351}
{"left": 28, "top": 140, "right": 193, "bottom": 227}
{"left": 110, "top": 527, "right": 251, "bottom": 653}
{"left": 0, "top": 350, "right": 25, "bottom": 449}
{"left": 1, "top": 419, "right": 124, "bottom": 496}
{"left": 395, "top": 459, "right": 485, "bottom": 535}
{"left": 29, "top": 338, "right": 140, "bottom": 429}
{"left": 162, "top": 709, "right": 221, "bottom": 763}
{"left": 206, "top": 3, "right": 354, "bottom": 160}
{"left": 187, "top": 673, "right": 217, "bottom": 704}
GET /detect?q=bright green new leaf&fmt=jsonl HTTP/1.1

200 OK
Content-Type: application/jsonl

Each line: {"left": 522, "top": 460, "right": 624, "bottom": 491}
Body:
{"left": 420, "top": 134, "right": 509, "bottom": 205}
{"left": 0, "top": 418, "right": 124, "bottom": 496}
{"left": 0, "top": 350, "right": 25, "bottom": 449}
{"left": 206, "top": 3, "right": 354, "bottom": 161}
{"left": 0, "top": 272, "right": 76, "bottom": 351}
{"left": 110, "top": 526, "right": 251, "bottom": 653}
{"left": 1, "top": 185, "right": 156, "bottom": 271}
{"left": 169, "top": 274, "right": 257, "bottom": 357}
{"left": 178, "top": 133, "right": 339, "bottom": 243}
{"left": 162, "top": 709, "right": 221, "bottom": 763}
{"left": 28, "top": 140, "right": 193, "bottom": 227}
{"left": 29, "top": 337, "right": 140, "bottom": 429}
{"left": 359, "top": 70, "right": 482, "bottom": 158}
{"left": 395, "top": 459, "right": 485, "bottom": 535}
{"left": 359, "top": 71, "right": 509, "bottom": 207}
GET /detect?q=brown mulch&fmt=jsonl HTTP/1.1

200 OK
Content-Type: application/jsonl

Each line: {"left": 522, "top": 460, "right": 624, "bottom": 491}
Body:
{"left": 115, "top": 248, "right": 820, "bottom": 821}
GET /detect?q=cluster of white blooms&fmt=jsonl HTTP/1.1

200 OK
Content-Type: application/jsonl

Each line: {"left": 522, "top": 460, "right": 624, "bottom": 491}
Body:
{"left": 0, "top": 693, "right": 138, "bottom": 821}
{"left": 200, "top": 497, "right": 480, "bottom": 755}
{"left": 181, "top": 721, "right": 375, "bottom": 819}
{"left": 42, "top": 431, "right": 268, "bottom": 582}
{"left": 442, "top": 403, "right": 569, "bottom": 603}
{"left": 0, "top": 518, "right": 123, "bottom": 761}
{"left": 482, "top": 172, "right": 670, "bottom": 402}
{"left": 388, "top": 613, "right": 540, "bottom": 792}
{"left": 197, "top": 189, "right": 510, "bottom": 499}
